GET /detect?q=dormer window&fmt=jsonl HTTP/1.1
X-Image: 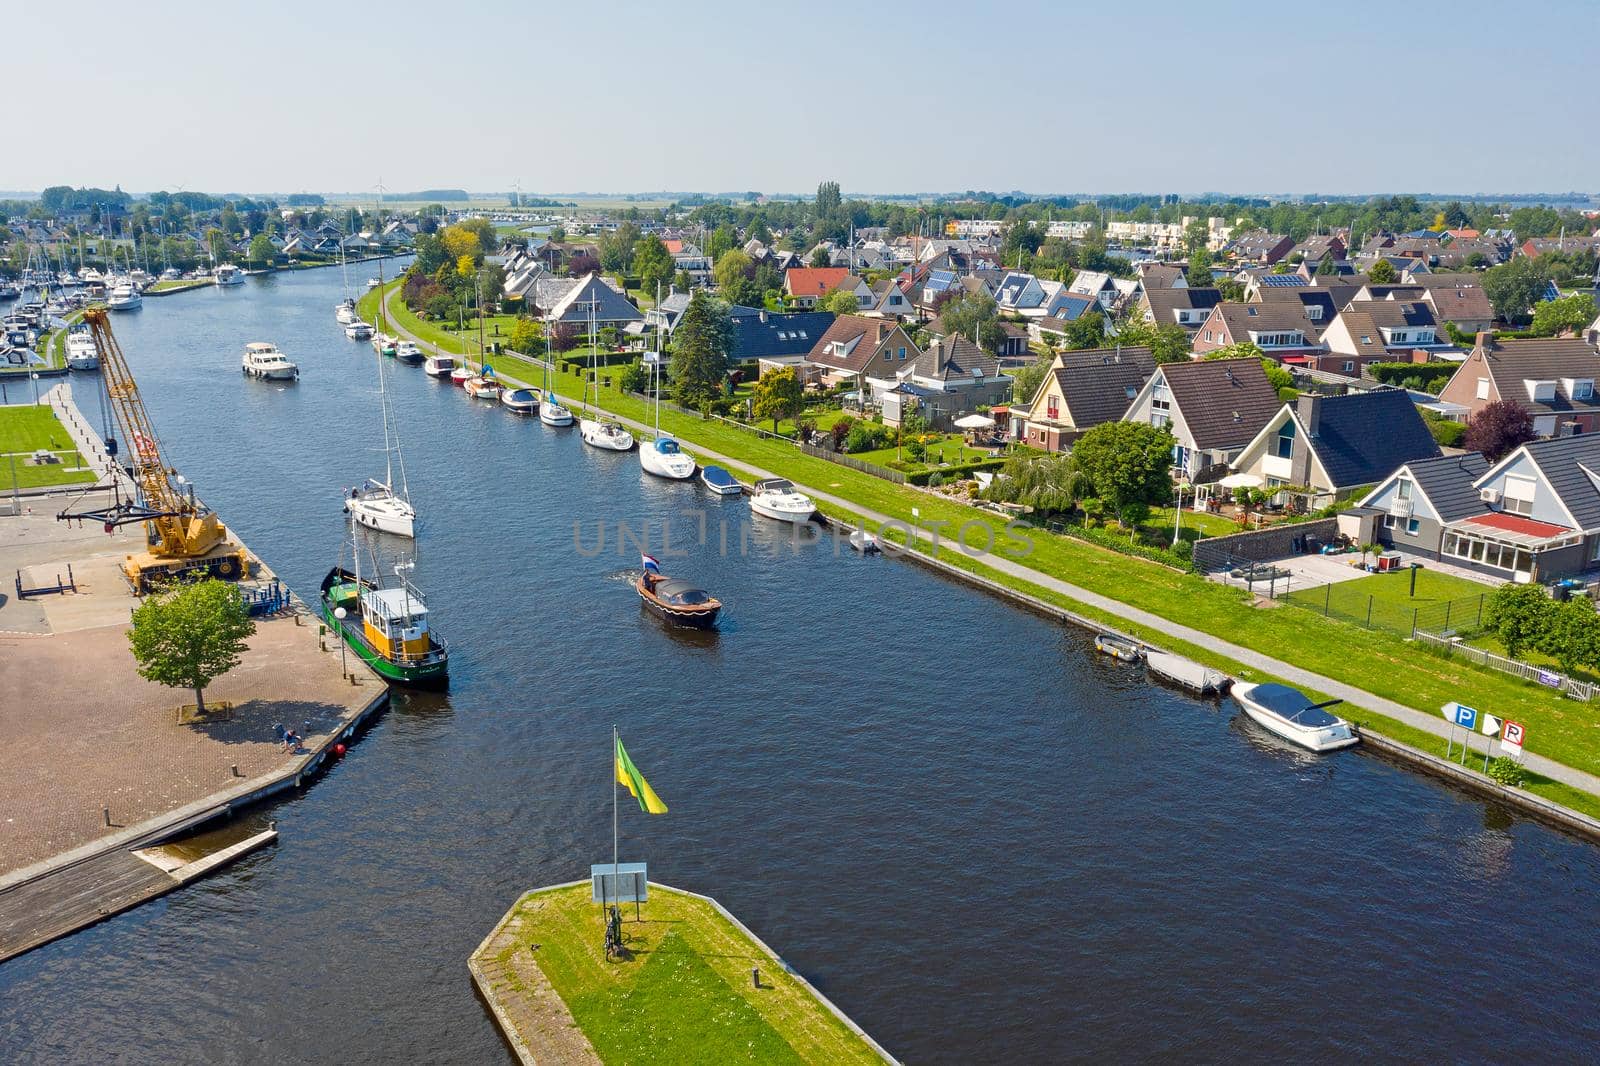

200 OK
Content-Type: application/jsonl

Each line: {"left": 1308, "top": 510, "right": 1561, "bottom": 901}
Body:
{"left": 1564, "top": 378, "right": 1594, "bottom": 400}
{"left": 1525, "top": 379, "right": 1558, "bottom": 402}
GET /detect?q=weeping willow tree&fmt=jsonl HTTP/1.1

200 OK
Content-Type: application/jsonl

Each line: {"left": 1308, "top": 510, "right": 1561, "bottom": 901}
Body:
{"left": 981, "top": 452, "right": 1086, "bottom": 516}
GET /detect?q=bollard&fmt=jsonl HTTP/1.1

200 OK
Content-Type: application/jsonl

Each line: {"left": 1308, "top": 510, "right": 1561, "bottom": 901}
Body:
{"left": 751, "top": 966, "right": 760, "bottom": 988}
{"left": 231, "top": 764, "right": 239, "bottom": 777}
{"left": 103, "top": 806, "right": 110, "bottom": 826}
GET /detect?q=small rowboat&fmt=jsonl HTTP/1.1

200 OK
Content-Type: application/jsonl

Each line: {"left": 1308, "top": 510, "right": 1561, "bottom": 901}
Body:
{"left": 849, "top": 529, "right": 881, "bottom": 554}
{"left": 700, "top": 465, "right": 742, "bottom": 496}
{"left": 636, "top": 573, "right": 721, "bottom": 629}
{"left": 1094, "top": 633, "right": 1143, "bottom": 663}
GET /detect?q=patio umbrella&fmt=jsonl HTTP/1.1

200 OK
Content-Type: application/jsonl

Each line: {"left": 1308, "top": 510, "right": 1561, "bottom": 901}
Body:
{"left": 954, "top": 413, "right": 996, "bottom": 429}
{"left": 1217, "top": 472, "right": 1264, "bottom": 489}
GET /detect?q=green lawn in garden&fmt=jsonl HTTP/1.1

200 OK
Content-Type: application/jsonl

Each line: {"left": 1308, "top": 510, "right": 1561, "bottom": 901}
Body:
{"left": 1282, "top": 567, "right": 1496, "bottom": 635}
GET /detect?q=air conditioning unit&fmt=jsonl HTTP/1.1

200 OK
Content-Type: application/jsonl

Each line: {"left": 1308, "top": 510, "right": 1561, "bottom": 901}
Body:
{"left": 1559, "top": 421, "right": 1582, "bottom": 438}
{"left": 1480, "top": 488, "right": 1501, "bottom": 504}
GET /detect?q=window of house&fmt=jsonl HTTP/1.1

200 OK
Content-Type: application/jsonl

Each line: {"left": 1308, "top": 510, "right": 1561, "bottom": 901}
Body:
{"left": 1503, "top": 475, "right": 1536, "bottom": 516}
{"left": 1406, "top": 517, "right": 1420, "bottom": 535}
{"left": 1574, "top": 380, "right": 1595, "bottom": 400}
{"left": 1396, "top": 478, "right": 1413, "bottom": 501}
{"left": 1275, "top": 419, "right": 1295, "bottom": 459}
{"left": 1204, "top": 330, "right": 1213, "bottom": 343}
{"left": 1476, "top": 377, "right": 1490, "bottom": 400}
{"left": 1343, "top": 361, "right": 1356, "bottom": 373}
{"left": 1360, "top": 335, "right": 1372, "bottom": 345}
{"left": 1046, "top": 396, "right": 1059, "bottom": 419}
{"left": 899, "top": 347, "right": 906, "bottom": 359}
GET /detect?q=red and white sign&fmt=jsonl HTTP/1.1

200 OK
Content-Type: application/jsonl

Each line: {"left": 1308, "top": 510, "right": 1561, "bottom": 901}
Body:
{"left": 1501, "top": 720, "right": 1525, "bottom": 756}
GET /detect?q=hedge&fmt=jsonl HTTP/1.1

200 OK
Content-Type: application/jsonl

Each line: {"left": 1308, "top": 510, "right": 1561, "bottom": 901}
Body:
{"left": 907, "top": 458, "right": 1008, "bottom": 486}
{"left": 1366, "top": 362, "right": 1457, "bottom": 388}
{"left": 561, "top": 351, "right": 637, "bottom": 371}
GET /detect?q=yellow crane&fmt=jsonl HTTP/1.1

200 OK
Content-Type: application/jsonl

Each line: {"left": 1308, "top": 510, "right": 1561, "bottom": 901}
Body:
{"left": 59, "top": 308, "right": 248, "bottom": 591}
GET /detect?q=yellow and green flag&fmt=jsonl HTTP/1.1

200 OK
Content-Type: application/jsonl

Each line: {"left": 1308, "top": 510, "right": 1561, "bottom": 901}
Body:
{"left": 615, "top": 736, "right": 668, "bottom": 814}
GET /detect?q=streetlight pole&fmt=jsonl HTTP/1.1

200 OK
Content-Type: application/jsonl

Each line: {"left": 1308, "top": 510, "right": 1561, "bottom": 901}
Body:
{"left": 333, "top": 607, "right": 350, "bottom": 679}
{"left": 1172, "top": 482, "right": 1185, "bottom": 548}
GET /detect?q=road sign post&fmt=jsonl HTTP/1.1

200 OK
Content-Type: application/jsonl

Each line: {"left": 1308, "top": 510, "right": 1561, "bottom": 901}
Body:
{"left": 1442, "top": 702, "right": 1477, "bottom": 762}
{"left": 1501, "top": 720, "right": 1525, "bottom": 760}
{"left": 1480, "top": 714, "right": 1503, "bottom": 771}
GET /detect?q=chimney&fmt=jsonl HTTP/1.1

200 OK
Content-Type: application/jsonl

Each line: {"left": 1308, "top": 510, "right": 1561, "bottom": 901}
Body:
{"left": 1475, "top": 329, "right": 1494, "bottom": 350}
{"left": 1297, "top": 391, "right": 1322, "bottom": 434}
{"left": 933, "top": 340, "right": 948, "bottom": 374}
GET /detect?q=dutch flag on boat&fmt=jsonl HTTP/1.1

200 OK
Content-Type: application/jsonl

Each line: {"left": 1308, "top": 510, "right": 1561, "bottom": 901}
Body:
{"left": 641, "top": 554, "right": 661, "bottom": 574}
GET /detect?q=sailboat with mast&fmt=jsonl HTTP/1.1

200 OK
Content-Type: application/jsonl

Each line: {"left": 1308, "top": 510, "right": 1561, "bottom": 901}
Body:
{"left": 344, "top": 335, "right": 418, "bottom": 537}
{"left": 578, "top": 294, "right": 633, "bottom": 451}
{"left": 539, "top": 322, "right": 574, "bottom": 426}
{"left": 638, "top": 315, "right": 695, "bottom": 479}
{"left": 335, "top": 228, "right": 358, "bottom": 325}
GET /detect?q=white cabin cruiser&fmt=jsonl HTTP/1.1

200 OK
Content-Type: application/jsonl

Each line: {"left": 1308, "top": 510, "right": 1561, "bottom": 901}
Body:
{"left": 1231, "top": 682, "right": 1359, "bottom": 753}
{"left": 106, "top": 281, "right": 142, "bottom": 310}
{"left": 580, "top": 417, "right": 634, "bottom": 451}
{"left": 241, "top": 342, "right": 299, "bottom": 380}
{"left": 345, "top": 320, "right": 374, "bottom": 340}
{"left": 749, "top": 478, "right": 815, "bottom": 523}
{"left": 214, "top": 263, "right": 245, "bottom": 286}
{"left": 65, "top": 331, "right": 99, "bottom": 370}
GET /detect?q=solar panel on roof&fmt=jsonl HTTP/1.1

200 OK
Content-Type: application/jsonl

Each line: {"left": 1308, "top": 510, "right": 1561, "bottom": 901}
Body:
{"left": 1260, "top": 275, "right": 1307, "bottom": 287}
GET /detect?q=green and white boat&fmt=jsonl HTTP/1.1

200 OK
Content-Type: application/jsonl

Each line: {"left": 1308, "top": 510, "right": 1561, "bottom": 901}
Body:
{"left": 320, "top": 511, "right": 448, "bottom": 687}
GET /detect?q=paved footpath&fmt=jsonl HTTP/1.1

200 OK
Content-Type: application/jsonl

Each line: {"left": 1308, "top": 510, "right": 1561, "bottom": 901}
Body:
{"left": 381, "top": 289, "right": 1600, "bottom": 800}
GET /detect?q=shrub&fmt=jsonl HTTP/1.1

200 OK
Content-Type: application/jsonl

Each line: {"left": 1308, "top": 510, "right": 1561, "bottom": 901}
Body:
{"left": 926, "top": 472, "right": 945, "bottom": 488}
{"left": 1487, "top": 756, "right": 1525, "bottom": 788}
{"left": 843, "top": 422, "right": 889, "bottom": 453}
{"left": 907, "top": 459, "right": 1006, "bottom": 486}
{"left": 829, "top": 415, "right": 856, "bottom": 449}
{"left": 1425, "top": 415, "right": 1466, "bottom": 448}
{"left": 905, "top": 438, "right": 926, "bottom": 462}
{"left": 618, "top": 358, "right": 649, "bottom": 394}
{"left": 424, "top": 294, "right": 458, "bottom": 322}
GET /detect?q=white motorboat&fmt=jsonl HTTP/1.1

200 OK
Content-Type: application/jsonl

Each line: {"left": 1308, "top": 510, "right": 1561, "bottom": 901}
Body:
{"left": 424, "top": 354, "right": 456, "bottom": 378}
{"left": 366, "top": 277, "right": 381, "bottom": 289}
{"left": 749, "top": 478, "right": 814, "bottom": 522}
{"left": 335, "top": 299, "right": 358, "bottom": 325}
{"left": 345, "top": 321, "right": 374, "bottom": 340}
{"left": 160, "top": 267, "right": 182, "bottom": 282}
{"left": 581, "top": 418, "right": 634, "bottom": 451}
{"left": 1231, "top": 682, "right": 1359, "bottom": 753}
{"left": 395, "top": 341, "right": 425, "bottom": 365}
{"left": 65, "top": 331, "right": 99, "bottom": 370}
{"left": 848, "top": 529, "right": 881, "bottom": 553}
{"left": 241, "top": 342, "right": 299, "bottom": 380}
{"left": 344, "top": 479, "right": 416, "bottom": 538}
{"left": 214, "top": 263, "right": 245, "bottom": 286}
{"left": 700, "top": 465, "right": 742, "bottom": 496}
{"left": 540, "top": 394, "right": 575, "bottom": 426}
{"left": 500, "top": 387, "right": 539, "bottom": 415}
{"left": 106, "top": 282, "right": 142, "bottom": 310}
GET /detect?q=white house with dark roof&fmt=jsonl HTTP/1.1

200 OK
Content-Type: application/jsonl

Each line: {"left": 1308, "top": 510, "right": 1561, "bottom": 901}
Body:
{"left": 544, "top": 272, "right": 643, "bottom": 328}
{"left": 881, "top": 336, "right": 1011, "bottom": 429}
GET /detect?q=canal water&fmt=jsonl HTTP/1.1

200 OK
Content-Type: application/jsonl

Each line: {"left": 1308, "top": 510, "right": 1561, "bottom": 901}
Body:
{"left": 3, "top": 267, "right": 1599, "bottom": 1063}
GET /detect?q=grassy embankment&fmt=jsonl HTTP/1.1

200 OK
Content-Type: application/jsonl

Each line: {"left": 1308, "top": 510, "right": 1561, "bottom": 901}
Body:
{"left": 488, "top": 884, "right": 883, "bottom": 1065}
{"left": 369, "top": 282, "right": 1600, "bottom": 816}
{"left": 0, "top": 405, "right": 96, "bottom": 489}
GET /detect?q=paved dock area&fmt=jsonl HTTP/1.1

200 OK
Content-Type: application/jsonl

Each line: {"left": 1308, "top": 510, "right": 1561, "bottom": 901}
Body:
{"left": 0, "top": 479, "right": 388, "bottom": 960}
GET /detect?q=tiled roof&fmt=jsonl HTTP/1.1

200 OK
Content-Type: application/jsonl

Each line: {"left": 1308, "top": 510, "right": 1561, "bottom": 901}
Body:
{"left": 730, "top": 310, "right": 836, "bottom": 362}
{"left": 546, "top": 272, "right": 643, "bottom": 324}
{"left": 1479, "top": 337, "right": 1600, "bottom": 417}
{"left": 908, "top": 336, "right": 1002, "bottom": 382}
{"left": 1042, "top": 360, "right": 1153, "bottom": 430}
{"left": 806, "top": 315, "right": 907, "bottom": 374}
{"left": 1403, "top": 452, "right": 1491, "bottom": 522}
{"left": 1146, "top": 286, "right": 1221, "bottom": 326}
{"left": 1515, "top": 434, "right": 1600, "bottom": 529}
{"left": 1301, "top": 389, "right": 1440, "bottom": 488}
{"left": 1160, "top": 358, "right": 1282, "bottom": 451}
{"left": 784, "top": 267, "right": 851, "bottom": 297}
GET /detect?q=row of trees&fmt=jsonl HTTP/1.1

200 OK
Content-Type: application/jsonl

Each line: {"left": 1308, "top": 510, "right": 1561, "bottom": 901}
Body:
{"left": 1484, "top": 583, "right": 1600, "bottom": 675}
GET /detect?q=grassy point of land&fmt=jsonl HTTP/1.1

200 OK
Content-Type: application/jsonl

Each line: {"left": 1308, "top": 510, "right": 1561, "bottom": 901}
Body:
{"left": 490, "top": 884, "right": 884, "bottom": 1065}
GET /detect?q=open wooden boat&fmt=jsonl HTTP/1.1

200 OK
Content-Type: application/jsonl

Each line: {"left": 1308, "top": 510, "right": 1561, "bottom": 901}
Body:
{"left": 636, "top": 573, "right": 721, "bottom": 629}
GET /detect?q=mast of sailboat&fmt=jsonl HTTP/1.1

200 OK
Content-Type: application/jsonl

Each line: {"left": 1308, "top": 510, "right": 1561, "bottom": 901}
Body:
{"left": 653, "top": 281, "right": 662, "bottom": 438}
{"left": 476, "top": 267, "right": 487, "bottom": 371}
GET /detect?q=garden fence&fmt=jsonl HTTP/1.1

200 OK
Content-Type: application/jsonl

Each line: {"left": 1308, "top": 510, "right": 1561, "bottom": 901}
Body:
{"left": 796, "top": 443, "right": 906, "bottom": 484}
{"left": 1265, "top": 578, "right": 1488, "bottom": 640}
{"left": 1413, "top": 631, "right": 1594, "bottom": 701}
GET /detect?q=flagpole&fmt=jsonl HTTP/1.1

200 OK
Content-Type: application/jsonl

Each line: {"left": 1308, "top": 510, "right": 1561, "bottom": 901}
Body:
{"left": 612, "top": 724, "right": 619, "bottom": 917}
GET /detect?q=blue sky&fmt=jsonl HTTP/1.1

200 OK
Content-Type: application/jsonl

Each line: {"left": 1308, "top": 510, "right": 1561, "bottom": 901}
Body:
{"left": 14, "top": 0, "right": 1596, "bottom": 197}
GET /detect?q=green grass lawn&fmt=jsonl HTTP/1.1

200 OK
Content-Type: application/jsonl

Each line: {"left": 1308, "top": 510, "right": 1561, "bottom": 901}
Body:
{"left": 494, "top": 884, "right": 882, "bottom": 1065}
{"left": 383, "top": 282, "right": 1600, "bottom": 805}
{"left": 0, "top": 405, "right": 77, "bottom": 453}
{"left": 4, "top": 451, "right": 97, "bottom": 489}
{"left": 1282, "top": 568, "right": 1494, "bottom": 636}
{"left": 849, "top": 433, "right": 998, "bottom": 470}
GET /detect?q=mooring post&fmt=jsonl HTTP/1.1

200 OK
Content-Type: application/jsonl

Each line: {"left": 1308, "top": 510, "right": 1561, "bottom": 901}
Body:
{"left": 751, "top": 966, "right": 760, "bottom": 988}
{"left": 103, "top": 806, "right": 110, "bottom": 826}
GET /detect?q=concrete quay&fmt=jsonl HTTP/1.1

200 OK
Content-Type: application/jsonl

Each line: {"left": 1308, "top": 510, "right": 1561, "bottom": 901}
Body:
{"left": 0, "top": 390, "right": 390, "bottom": 962}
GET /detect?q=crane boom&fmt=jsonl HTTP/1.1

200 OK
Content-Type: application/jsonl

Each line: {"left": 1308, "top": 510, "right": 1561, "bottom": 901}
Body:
{"left": 65, "top": 308, "right": 246, "bottom": 589}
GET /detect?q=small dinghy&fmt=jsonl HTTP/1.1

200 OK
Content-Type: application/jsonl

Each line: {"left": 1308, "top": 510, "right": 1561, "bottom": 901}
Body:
{"left": 500, "top": 387, "right": 539, "bottom": 415}
{"left": 848, "top": 529, "right": 881, "bottom": 554}
{"left": 699, "top": 465, "right": 742, "bottom": 496}
{"left": 1094, "top": 633, "right": 1143, "bottom": 663}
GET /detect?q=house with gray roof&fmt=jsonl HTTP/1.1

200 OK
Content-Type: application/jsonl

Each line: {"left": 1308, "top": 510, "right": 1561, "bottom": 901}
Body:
{"left": 1140, "top": 286, "right": 1222, "bottom": 338}
{"left": 1437, "top": 333, "right": 1600, "bottom": 437}
{"left": 1230, "top": 388, "right": 1441, "bottom": 507}
{"left": 544, "top": 272, "right": 643, "bottom": 327}
{"left": 1124, "top": 357, "right": 1283, "bottom": 481}
{"left": 1354, "top": 453, "right": 1491, "bottom": 563}
{"left": 1011, "top": 347, "right": 1156, "bottom": 451}
{"left": 1356, "top": 434, "right": 1600, "bottom": 582}
{"left": 883, "top": 336, "right": 1011, "bottom": 430}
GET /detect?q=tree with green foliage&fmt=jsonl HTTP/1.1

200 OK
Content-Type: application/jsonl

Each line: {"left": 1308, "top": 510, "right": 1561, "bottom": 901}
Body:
{"left": 822, "top": 288, "right": 860, "bottom": 317}
{"left": 619, "top": 358, "right": 650, "bottom": 394}
{"left": 1542, "top": 597, "right": 1600, "bottom": 675}
{"left": 669, "top": 291, "right": 733, "bottom": 408}
{"left": 1185, "top": 247, "right": 1213, "bottom": 287}
{"left": 1483, "top": 582, "right": 1553, "bottom": 659}
{"left": 713, "top": 249, "right": 752, "bottom": 293}
{"left": 1366, "top": 258, "right": 1398, "bottom": 284}
{"left": 938, "top": 291, "right": 1006, "bottom": 352}
{"left": 248, "top": 234, "right": 275, "bottom": 270}
{"left": 1529, "top": 292, "right": 1597, "bottom": 338}
{"left": 1182, "top": 217, "right": 1210, "bottom": 260}
{"left": 815, "top": 181, "right": 842, "bottom": 217}
{"left": 982, "top": 452, "right": 1084, "bottom": 515}
{"left": 1112, "top": 319, "right": 1191, "bottom": 364}
{"left": 750, "top": 366, "right": 804, "bottom": 432}
{"left": 808, "top": 245, "right": 832, "bottom": 268}
{"left": 1062, "top": 312, "right": 1105, "bottom": 351}
{"left": 1483, "top": 256, "right": 1553, "bottom": 323}
{"left": 508, "top": 316, "right": 543, "bottom": 354}
{"left": 128, "top": 580, "right": 256, "bottom": 716}
{"left": 1202, "top": 341, "right": 1266, "bottom": 362}
{"left": 634, "top": 236, "right": 674, "bottom": 301}
{"left": 706, "top": 223, "right": 737, "bottom": 263}
{"left": 1070, "top": 421, "right": 1175, "bottom": 524}
{"left": 1010, "top": 354, "right": 1051, "bottom": 404}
